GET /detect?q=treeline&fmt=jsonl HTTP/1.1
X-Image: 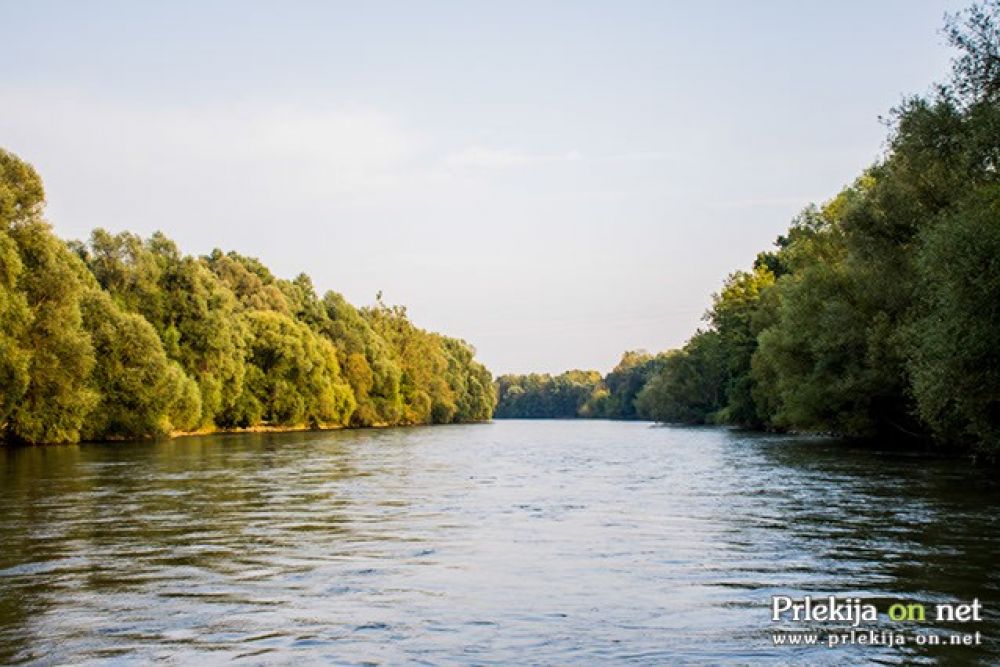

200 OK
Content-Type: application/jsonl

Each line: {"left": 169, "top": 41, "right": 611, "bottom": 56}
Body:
{"left": 495, "top": 352, "right": 667, "bottom": 419}
{"left": 498, "top": 3, "right": 1000, "bottom": 453}
{"left": 0, "top": 152, "right": 494, "bottom": 444}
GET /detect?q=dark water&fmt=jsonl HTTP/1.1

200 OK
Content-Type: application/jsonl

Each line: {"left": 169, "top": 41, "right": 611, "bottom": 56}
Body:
{"left": 1, "top": 420, "right": 998, "bottom": 665}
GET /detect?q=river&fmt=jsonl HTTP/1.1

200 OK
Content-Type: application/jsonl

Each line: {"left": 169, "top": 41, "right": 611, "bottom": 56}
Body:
{"left": 0, "top": 420, "right": 997, "bottom": 664}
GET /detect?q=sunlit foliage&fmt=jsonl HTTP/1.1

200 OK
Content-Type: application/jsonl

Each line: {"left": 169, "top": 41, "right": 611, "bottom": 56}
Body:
{"left": 0, "top": 150, "right": 493, "bottom": 444}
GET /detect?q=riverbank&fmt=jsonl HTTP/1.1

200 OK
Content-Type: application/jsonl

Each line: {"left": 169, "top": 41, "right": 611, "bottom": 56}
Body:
{"left": 169, "top": 419, "right": 492, "bottom": 440}
{"left": 1, "top": 419, "right": 495, "bottom": 447}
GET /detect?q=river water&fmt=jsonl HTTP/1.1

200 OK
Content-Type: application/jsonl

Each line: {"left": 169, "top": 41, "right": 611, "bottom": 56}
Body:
{"left": 0, "top": 420, "right": 997, "bottom": 664}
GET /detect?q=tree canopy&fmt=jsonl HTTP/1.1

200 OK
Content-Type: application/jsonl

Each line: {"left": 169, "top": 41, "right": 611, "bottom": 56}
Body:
{"left": 0, "top": 150, "right": 495, "bottom": 444}
{"left": 496, "top": 2, "right": 1000, "bottom": 455}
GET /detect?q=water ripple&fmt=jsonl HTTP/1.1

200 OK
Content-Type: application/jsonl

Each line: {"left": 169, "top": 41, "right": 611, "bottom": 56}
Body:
{"left": 0, "top": 421, "right": 998, "bottom": 664}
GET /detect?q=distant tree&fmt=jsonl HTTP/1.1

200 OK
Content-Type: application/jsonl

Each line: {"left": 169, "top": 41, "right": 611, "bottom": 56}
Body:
{"left": 636, "top": 332, "right": 725, "bottom": 424}
{"left": 495, "top": 370, "right": 604, "bottom": 419}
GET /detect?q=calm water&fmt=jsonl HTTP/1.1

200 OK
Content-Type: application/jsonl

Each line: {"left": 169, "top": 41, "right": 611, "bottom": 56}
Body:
{"left": 1, "top": 420, "right": 998, "bottom": 665}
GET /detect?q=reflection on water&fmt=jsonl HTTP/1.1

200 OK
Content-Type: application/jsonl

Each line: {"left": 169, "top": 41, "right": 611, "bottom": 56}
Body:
{"left": 0, "top": 421, "right": 997, "bottom": 664}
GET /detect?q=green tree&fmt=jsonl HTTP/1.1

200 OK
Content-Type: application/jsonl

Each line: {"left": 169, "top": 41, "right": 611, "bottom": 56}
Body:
{"left": 0, "top": 150, "right": 36, "bottom": 430}
{"left": 79, "top": 231, "right": 250, "bottom": 428}
{"left": 636, "top": 332, "right": 725, "bottom": 424}
{"left": 6, "top": 221, "right": 97, "bottom": 443}
{"left": 707, "top": 265, "right": 777, "bottom": 427}
{"left": 320, "top": 291, "right": 403, "bottom": 426}
{"left": 242, "top": 310, "right": 355, "bottom": 427}
{"left": 906, "top": 186, "right": 1000, "bottom": 450}
{"left": 81, "top": 290, "right": 201, "bottom": 439}
{"left": 495, "top": 370, "right": 604, "bottom": 418}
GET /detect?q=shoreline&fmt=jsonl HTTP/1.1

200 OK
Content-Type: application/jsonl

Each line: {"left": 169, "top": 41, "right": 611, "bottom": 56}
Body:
{"left": 1, "top": 419, "right": 495, "bottom": 447}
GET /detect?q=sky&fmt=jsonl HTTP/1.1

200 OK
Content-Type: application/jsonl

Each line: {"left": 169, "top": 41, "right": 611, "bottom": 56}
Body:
{"left": 1, "top": 0, "right": 969, "bottom": 374}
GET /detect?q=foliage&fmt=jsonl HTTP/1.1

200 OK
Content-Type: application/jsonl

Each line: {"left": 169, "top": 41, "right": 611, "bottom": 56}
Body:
{"left": 495, "top": 370, "right": 604, "bottom": 419}
{"left": 634, "top": 2, "right": 1000, "bottom": 452}
{"left": 3, "top": 2, "right": 999, "bottom": 453}
{"left": 0, "top": 149, "right": 493, "bottom": 444}
{"left": 635, "top": 333, "right": 726, "bottom": 424}
{"left": 501, "top": 3, "right": 1000, "bottom": 454}
{"left": 593, "top": 351, "right": 668, "bottom": 419}
{"left": 362, "top": 298, "right": 495, "bottom": 424}
{"left": 240, "top": 310, "right": 355, "bottom": 428}
{"left": 80, "top": 289, "right": 201, "bottom": 439}
{"left": 906, "top": 185, "right": 1000, "bottom": 448}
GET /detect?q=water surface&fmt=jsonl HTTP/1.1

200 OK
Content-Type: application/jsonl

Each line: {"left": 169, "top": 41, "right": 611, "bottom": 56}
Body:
{"left": 1, "top": 420, "right": 997, "bottom": 664}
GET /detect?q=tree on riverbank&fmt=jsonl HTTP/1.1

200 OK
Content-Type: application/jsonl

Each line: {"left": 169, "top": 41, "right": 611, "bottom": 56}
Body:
{"left": 496, "top": 2, "right": 1000, "bottom": 454}
{"left": 0, "top": 151, "right": 495, "bottom": 444}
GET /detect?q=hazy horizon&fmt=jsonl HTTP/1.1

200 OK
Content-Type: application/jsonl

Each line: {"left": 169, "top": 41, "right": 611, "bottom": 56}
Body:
{"left": 1, "top": 0, "right": 967, "bottom": 374}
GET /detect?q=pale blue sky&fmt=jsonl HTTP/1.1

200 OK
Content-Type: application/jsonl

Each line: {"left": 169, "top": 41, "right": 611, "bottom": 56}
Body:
{"left": 1, "top": 0, "right": 967, "bottom": 373}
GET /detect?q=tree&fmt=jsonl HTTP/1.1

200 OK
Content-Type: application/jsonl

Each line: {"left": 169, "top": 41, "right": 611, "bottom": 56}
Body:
{"left": 707, "top": 265, "right": 777, "bottom": 428}
{"left": 79, "top": 231, "right": 250, "bottom": 428}
{"left": 596, "top": 351, "right": 654, "bottom": 419}
{"left": 81, "top": 290, "right": 201, "bottom": 439}
{"left": 906, "top": 186, "right": 1000, "bottom": 449}
{"left": 0, "top": 230, "right": 31, "bottom": 430}
{"left": 320, "top": 291, "right": 403, "bottom": 426}
{"left": 242, "top": 310, "right": 355, "bottom": 427}
{"left": 636, "top": 332, "right": 726, "bottom": 424}
{"left": 5, "top": 220, "right": 96, "bottom": 443}
{"left": 495, "top": 370, "right": 604, "bottom": 419}
{"left": 2, "top": 149, "right": 496, "bottom": 443}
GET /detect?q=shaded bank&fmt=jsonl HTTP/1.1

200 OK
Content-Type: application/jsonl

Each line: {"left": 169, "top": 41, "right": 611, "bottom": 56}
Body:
{"left": 497, "top": 4, "right": 1000, "bottom": 456}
